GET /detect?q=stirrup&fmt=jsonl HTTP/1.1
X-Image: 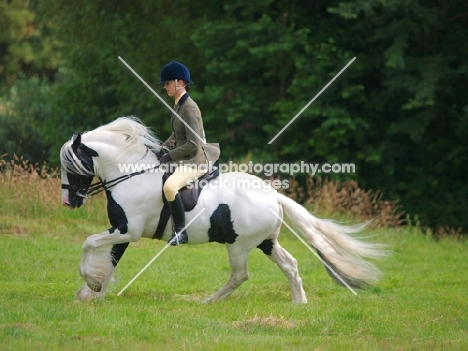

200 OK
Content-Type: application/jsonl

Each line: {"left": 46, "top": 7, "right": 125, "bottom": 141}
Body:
{"left": 169, "top": 231, "right": 188, "bottom": 246}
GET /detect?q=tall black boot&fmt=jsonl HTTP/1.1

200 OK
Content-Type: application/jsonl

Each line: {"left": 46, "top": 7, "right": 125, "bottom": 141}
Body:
{"left": 168, "top": 193, "right": 188, "bottom": 246}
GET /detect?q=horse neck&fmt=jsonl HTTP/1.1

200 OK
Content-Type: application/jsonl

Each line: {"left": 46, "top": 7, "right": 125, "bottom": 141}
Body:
{"left": 90, "top": 141, "right": 158, "bottom": 181}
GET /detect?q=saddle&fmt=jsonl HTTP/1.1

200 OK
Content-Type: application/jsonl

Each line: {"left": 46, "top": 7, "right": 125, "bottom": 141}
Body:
{"left": 153, "top": 167, "right": 220, "bottom": 240}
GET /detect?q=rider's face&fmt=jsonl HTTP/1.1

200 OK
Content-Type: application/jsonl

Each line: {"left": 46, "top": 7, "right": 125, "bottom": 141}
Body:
{"left": 163, "top": 80, "right": 176, "bottom": 97}
{"left": 163, "top": 80, "right": 184, "bottom": 99}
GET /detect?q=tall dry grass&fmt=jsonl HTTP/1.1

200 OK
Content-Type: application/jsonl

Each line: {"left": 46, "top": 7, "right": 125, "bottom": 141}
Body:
{"left": 0, "top": 155, "right": 106, "bottom": 235}
{"left": 0, "top": 155, "right": 61, "bottom": 218}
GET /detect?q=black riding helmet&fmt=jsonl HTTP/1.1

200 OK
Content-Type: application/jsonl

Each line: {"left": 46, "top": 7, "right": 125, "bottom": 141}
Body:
{"left": 158, "top": 60, "right": 194, "bottom": 86}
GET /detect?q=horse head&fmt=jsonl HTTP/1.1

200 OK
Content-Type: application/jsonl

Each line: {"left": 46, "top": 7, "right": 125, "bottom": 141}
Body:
{"left": 60, "top": 117, "right": 162, "bottom": 209}
{"left": 60, "top": 133, "right": 99, "bottom": 208}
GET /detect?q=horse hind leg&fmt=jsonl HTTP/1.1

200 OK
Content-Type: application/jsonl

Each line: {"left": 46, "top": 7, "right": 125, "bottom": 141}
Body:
{"left": 204, "top": 245, "right": 250, "bottom": 303}
{"left": 258, "top": 238, "right": 307, "bottom": 304}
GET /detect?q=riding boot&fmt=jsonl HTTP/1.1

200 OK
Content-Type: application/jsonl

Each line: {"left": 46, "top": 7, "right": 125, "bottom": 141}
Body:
{"left": 168, "top": 193, "right": 188, "bottom": 246}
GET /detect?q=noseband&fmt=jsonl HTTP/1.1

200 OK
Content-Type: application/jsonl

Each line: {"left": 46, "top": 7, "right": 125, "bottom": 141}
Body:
{"left": 61, "top": 180, "right": 101, "bottom": 199}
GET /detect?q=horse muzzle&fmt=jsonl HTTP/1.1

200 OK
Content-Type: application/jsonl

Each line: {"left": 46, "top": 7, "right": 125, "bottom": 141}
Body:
{"left": 62, "top": 185, "right": 86, "bottom": 209}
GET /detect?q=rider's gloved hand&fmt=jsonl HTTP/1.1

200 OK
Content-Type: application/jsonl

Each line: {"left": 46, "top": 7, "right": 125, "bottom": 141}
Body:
{"left": 160, "top": 153, "right": 172, "bottom": 164}
{"left": 156, "top": 147, "right": 169, "bottom": 160}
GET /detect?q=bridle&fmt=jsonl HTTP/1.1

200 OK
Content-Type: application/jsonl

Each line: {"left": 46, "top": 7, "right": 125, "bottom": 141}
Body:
{"left": 61, "top": 164, "right": 161, "bottom": 199}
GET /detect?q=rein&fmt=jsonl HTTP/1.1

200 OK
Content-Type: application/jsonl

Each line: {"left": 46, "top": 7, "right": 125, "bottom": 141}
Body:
{"left": 62, "top": 164, "right": 161, "bottom": 199}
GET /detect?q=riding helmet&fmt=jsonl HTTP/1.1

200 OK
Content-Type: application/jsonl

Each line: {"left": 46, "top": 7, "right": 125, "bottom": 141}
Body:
{"left": 158, "top": 60, "right": 192, "bottom": 85}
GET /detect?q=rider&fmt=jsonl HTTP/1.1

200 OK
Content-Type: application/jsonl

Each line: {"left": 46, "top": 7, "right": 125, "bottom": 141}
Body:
{"left": 156, "top": 60, "right": 220, "bottom": 245}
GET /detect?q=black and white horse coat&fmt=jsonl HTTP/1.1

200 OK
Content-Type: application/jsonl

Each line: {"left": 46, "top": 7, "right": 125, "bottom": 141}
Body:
{"left": 60, "top": 117, "right": 385, "bottom": 303}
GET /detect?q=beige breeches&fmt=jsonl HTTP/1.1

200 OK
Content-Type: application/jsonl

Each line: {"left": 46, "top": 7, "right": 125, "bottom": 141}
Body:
{"left": 163, "top": 165, "right": 206, "bottom": 202}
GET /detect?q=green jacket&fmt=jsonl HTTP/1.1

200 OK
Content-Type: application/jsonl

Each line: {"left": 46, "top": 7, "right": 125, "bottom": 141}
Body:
{"left": 163, "top": 94, "right": 220, "bottom": 167}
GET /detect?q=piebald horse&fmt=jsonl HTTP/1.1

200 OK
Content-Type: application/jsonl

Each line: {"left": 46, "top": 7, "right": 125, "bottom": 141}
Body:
{"left": 60, "top": 117, "right": 385, "bottom": 303}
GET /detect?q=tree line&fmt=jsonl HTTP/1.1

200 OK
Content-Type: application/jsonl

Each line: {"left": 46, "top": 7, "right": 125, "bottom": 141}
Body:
{"left": 1, "top": 0, "right": 467, "bottom": 230}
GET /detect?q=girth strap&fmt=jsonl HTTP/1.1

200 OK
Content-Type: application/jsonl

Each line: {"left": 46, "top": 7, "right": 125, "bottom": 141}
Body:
{"left": 153, "top": 203, "right": 171, "bottom": 240}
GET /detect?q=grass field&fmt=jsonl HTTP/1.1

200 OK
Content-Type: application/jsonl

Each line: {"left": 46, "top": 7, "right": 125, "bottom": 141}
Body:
{"left": 1, "top": 174, "right": 467, "bottom": 350}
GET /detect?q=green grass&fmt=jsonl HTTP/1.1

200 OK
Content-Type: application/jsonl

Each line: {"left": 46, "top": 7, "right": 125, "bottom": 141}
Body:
{"left": 1, "top": 177, "right": 467, "bottom": 350}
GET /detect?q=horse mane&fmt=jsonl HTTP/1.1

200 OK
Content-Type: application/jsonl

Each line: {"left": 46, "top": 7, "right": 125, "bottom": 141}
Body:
{"left": 60, "top": 116, "right": 162, "bottom": 175}
{"left": 92, "top": 116, "right": 161, "bottom": 152}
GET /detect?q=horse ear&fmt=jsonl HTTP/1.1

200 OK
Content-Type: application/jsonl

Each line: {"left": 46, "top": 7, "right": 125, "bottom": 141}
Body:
{"left": 72, "top": 133, "right": 81, "bottom": 151}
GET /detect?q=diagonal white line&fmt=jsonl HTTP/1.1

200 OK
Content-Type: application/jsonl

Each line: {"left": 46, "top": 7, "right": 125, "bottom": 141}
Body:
{"left": 118, "top": 56, "right": 205, "bottom": 144}
{"left": 268, "top": 57, "right": 356, "bottom": 144}
{"left": 268, "top": 208, "right": 357, "bottom": 295}
{"left": 117, "top": 208, "right": 206, "bottom": 296}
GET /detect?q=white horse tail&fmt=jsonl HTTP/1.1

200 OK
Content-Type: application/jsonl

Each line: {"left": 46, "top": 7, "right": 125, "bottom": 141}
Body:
{"left": 277, "top": 193, "right": 387, "bottom": 289}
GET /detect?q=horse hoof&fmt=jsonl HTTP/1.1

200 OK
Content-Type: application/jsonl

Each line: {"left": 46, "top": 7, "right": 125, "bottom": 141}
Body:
{"left": 76, "top": 285, "right": 95, "bottom": 301}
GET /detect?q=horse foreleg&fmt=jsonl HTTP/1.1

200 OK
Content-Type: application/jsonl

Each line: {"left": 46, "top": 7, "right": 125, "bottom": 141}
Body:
{"left": 78, "top": 242, "right": 115, "bottom": 298}
{"left": 204, "top": 245, "right": 250, "bottom": 303}
{"left": 83, "top": 228, "right": 139, "bottom": 249}
{"left": 76, "top": 243, "right": 128, "bottom": 301}
{"left": 77, "top": 228, "right": 136, "bottom": 300}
